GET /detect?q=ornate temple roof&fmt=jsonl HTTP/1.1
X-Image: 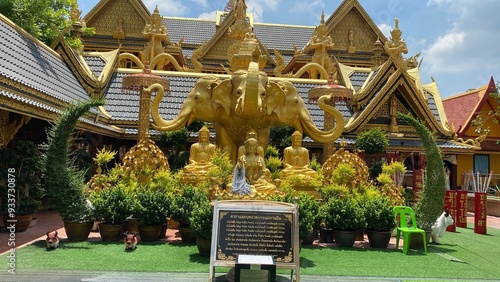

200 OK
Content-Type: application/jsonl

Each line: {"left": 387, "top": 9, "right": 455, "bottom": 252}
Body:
{"left": 0, "top": 14, "right": 122, "bottom": 140}
{"left": 443, "top": 77, "right": 497, "bottom": 138}
{"left": 0, "top": 0, "right": 478, "bottom": 153}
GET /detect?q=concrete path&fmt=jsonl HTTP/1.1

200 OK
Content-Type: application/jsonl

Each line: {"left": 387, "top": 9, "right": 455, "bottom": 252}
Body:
{"left": 1, "top": 211, "right": 499, "bottom": 281}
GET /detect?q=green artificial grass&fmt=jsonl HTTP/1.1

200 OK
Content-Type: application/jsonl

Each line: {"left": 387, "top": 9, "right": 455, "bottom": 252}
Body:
{"left": 4, "top": 225, "right": 500, "bottom": 280}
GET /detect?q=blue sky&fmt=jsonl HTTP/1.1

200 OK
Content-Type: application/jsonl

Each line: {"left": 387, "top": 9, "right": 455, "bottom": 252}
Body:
{"left": 79, "top": 0, "right": 500, "bottom": 98}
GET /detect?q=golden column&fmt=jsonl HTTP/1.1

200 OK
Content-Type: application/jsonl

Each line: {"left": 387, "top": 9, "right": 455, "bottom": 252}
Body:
{"left": 122, "top": 63, "right": 170, "bottom": 141}
{"left": 308, "top": 74, "right": 353, "bottom": 159}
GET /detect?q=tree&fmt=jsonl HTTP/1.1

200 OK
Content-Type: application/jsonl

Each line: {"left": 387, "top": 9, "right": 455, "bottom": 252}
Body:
{"left": 355, "top": 128, "right": 389, "bottom": 155}
{"left": 0, "top": 0, "right": 92, "bottom": 47}
{"left": 471, "top": 80, "right": 500, "bottom": 143}
{"left": 269, "top": 126, "right": 295, "bottom": 147}
{"left": 397, "top": 112, "right": 446, "bottom": 231}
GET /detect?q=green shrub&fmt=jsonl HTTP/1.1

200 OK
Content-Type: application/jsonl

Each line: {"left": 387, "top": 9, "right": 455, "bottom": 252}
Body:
{"left": 190, "top": 199, "right": 213, "bottom": 239}
{"left": 44, "top": 99, "right": 104, "bottom": 221}
{"left": 170, "top": 185, "right": 209, "bottom": 226}
{"left": 0, "top": 141, "right": 43, "bottom": 215}
{"left": 133, "top": 189, "right": 171, "bottom": 226}
{"left": 318, "top": 183, "right": 350, "bottom": 202}
{"left": 207, "top": 148, "right": 233, "bottom": 188}
{"left": 264, "top": 145, "right": 280, "bottom": 159}
{"left": 310, "top": 157, "right": 322, "bottom": 173}
{"left": 398, "top": 112, "right": 446, "bottom": 231}
{"left": 297, "top": 193, "right": 320, "bottom": 238}
{"left": 355, "top": 128, "right": 388, "bottom": 155}
{"left": 364, "top": 195, "right": 395, "bottom": 231}
{"left": 329, "top": 163, "right": 356, "bottom": 187}
{"left": 90, "top": 185, "right": 135, "bottom": 224}
{"left": 320, "top": 196, "right": 365, "bottom": 231}
{"left": 265, "top": 155, "right": 282, "bottom": 174}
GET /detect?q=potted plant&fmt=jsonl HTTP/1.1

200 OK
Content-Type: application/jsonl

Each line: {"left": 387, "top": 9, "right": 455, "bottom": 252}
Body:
{"left": 269, "top": 187, "right": 320, "bottom": 246}
{"left": 90, "top": 185, "right": 135, "bottom": 241}
{"left": 1, "top": 141, "right": 44, "bottom": 232}
{"left": 170, "top": 184, "right": 209, "bottom": 243}
{"left": 133, "top": 188, "right": 171, "bottom": 241}
{"left": 190, "top": 198, "right": 213, "bottom": 256}
{"left": 322, "top": 195, "right": 365, "bottom": 247}
{"left": 44, "top": 99, "right": 104, "bottom": 240}
{"left": 364, "top": 194, "right": 396, "bottom": 248}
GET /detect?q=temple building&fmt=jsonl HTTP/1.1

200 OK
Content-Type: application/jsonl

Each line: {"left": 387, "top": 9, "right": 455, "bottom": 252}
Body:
{"left": 443, "top": 77, "right": 500, "bottom": 189}
{"left": 1, "top": 0, "right": 493, "bottom": 189}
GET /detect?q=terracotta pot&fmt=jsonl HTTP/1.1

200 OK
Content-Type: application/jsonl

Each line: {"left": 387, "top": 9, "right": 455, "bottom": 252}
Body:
{"left": 333, "top": 230, "right": 357, "bottom": 247}
{"left": 138, "top": 225, "right": 162, "bottom": 242}
{"left": 3, "top": 214, "right": 32, "bottom": 232}
{"left": 179, "top": 225, "right": 196, "bottom": 243}
{"left": 196, "top": 236, "right": 211, "bottom": 257}
{"left": 99, "top": 223, "right": 125, "bottom": 241}
{"left": 64, "top": 220, "right": 93, "bottom": 241}
{"left": 366, "top": 230, "right": 392, "bottom": 248}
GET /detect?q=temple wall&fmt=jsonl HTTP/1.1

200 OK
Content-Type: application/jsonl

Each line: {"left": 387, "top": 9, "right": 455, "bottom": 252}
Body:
{"left": 457, "top": 154, "right": 473, "bottom": 188}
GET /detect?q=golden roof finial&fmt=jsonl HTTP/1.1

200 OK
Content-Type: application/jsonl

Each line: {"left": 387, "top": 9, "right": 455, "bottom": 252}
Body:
{"left": 385, "top": 18, "right": 408, "bottom": 57}
{"left": 390, "top": 18, "right": 402, "bottom": 41}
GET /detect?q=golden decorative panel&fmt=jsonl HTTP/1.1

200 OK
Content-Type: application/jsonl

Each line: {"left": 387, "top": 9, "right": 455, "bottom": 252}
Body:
{"left": 87, "top": 0, "right": 146, "bottom": 37}
{"left": 207, "top": 36, "right": 235, "bottom": 60}
{"left": 330, "top": 9, "right": 378, "bottom": 51}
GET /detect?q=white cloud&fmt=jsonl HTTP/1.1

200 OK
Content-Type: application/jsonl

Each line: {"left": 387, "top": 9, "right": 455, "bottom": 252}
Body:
{"left": 198, "top": 11, "right": 217, "bottom": 20}
{"left": 422, "top": 0, "right": 500, "bottom": 75}
{"left": 424, "top": 31, "right": 466, "bottom": 73}
{"left": 426, "top": 0, "right": 452, "bottom": 7}
{"left": 247, "top": 0, "right": 282, "bottom": 22}
{"left": 190, "top": 0, "right": 209, "bottom": 8}
{"left": 144, "top": 0, "right": 190, "bottom": 16}
{"left": 377, "top": 23, "right": 391, "bottom": 38}
{"left": 249, "top": 0, "right": 281, "bottom": 11}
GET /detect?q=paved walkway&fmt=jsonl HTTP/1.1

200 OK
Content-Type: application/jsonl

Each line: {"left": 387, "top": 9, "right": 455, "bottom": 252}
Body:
{"left": 1, "top": 211, "right": 499, "bottom": 281}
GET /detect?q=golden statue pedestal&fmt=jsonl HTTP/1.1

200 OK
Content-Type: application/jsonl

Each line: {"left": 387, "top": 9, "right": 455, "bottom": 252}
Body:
{"left": 284, "top": 179, "right": 320, "bottom": 199}
{"left": 180, "top": 170, "right": 212, "bottom": 186}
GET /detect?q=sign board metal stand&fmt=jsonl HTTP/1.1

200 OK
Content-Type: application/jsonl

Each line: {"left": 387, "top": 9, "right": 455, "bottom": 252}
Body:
{"left": 208, "top": 199, "right": 300, "bottom": 282}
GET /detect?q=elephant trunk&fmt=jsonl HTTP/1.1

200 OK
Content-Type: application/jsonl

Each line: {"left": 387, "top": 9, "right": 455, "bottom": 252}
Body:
{"left": 151, "top": 85, "right": 190, "bottom": 131}
{"left": 240, "top": 61, "right": 262, "bottom": 117}
{"left": 301, "top": 94, "right": 345, "bottom": 143}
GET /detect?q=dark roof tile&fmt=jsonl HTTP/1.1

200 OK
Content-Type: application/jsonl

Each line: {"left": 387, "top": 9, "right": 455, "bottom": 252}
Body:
{"left": 0, "top": 19, "right": 90, "bottom": 104}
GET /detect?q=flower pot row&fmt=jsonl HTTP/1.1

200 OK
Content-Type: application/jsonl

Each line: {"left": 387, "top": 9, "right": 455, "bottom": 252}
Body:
{"left": 317, "top": 194, "right": 396, "bottom": 248}
{"left": 62, "top": 219, "right": 168, "bottom": 242}
{"left": 318, "top": 228, "right": 393, "bottom": 248}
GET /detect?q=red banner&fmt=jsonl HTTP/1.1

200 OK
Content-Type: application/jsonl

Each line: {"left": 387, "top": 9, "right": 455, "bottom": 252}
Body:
{"left": 455, "top": 190, "right": 468, "bottom": 228}
{"left": 474, "top": 192, "right": 487, "bottom": 234}
{"left": 445, "top": 190, "right": 456, "bottom": 232}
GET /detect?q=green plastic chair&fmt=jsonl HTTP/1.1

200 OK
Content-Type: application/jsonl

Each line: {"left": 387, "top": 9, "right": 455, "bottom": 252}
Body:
{"left": 393, "top": 206, "right": 427, "bottom": 255}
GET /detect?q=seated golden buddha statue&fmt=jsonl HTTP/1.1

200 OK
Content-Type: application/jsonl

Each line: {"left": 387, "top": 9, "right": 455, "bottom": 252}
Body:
{"left": 237, "top": 129, "right": 264, "bottom": 160}
{"left": 227, "top": 137, "right": 275, "bottom": 198}
{"left": 281, "top": 131, "right": 318, "bottom": 179}
{"left": 181, "top": 126, "right": 216, "bottom": 184}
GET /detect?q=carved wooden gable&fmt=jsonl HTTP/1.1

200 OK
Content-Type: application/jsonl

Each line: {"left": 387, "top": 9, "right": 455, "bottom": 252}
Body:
{"left": 85, "top": 0, "right": 148, "bottom": 37}
{"left": 325, "top": 0, "right": 387, "bottom": 54}
{"left": 330, "top": 9, "right": 379, "bottom": 52}
{"left": 204, "top": 33, "right": 235, "bottom": 60}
